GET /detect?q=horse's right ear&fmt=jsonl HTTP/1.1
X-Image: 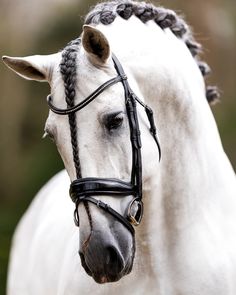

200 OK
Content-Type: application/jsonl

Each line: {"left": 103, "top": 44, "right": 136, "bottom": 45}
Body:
{"left": 2, "top": 53, "right": 59, "bottom": 82}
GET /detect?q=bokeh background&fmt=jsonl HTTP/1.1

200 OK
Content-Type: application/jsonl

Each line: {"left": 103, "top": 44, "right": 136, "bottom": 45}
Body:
{"left": 0, "top": 0, "right": 235, "bottom": 293}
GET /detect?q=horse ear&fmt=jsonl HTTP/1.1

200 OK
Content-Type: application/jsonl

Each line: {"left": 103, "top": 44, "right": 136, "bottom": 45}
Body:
{"left": 82, "top": 25, "right": 110, "bottom": 64}
{"left": 2, "top": 54, "right": 59, "bottom": 82}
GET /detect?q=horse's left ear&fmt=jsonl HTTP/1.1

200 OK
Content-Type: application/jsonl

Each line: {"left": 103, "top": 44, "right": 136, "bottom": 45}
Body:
{"left": 2, "top": 53, "right": 59, "bottom": 82}
{"left": 82, "top": 25, "right": 110, "bottom": 64}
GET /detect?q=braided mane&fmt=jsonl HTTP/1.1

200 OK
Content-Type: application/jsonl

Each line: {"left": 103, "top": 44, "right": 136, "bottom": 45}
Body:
{"left": 84, "top": 0, "right": 219, "bottom": 104}
{"left": 60, "top": 38, "right": 82, "bottom": 178}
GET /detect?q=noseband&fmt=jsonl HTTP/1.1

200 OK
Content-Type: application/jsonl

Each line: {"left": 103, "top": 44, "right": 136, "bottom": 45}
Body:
{"left": 47, "top": 53, "right": 161, "bottom": 236}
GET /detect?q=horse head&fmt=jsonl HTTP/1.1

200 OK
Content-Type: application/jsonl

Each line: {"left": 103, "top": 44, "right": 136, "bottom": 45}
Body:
{"left": 3, "top": 25, "right": 160, "bottom": 283}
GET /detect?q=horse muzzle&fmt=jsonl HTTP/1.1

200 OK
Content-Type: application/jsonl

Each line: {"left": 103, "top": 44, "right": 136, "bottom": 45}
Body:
{"left": 79, "top": 228, "right": 135, "bottom": 283}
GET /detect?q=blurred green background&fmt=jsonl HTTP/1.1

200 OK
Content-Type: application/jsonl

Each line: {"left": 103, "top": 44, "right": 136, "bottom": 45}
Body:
{"left": 0, "top": 0, "right": 235, "bottom": 293}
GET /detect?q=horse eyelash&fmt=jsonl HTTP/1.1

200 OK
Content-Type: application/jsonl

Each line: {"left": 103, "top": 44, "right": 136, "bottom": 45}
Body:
{"left": 42, "top": 131, "right": 53, "bottom": 141}
{"left": 42, "top": 129, "right": 55, "bottom": 141}
{"left": 42, "top": 132, "right": 48, "bottom": 139}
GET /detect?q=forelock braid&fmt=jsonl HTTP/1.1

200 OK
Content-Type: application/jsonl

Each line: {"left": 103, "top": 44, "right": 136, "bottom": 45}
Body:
{"left": 84, "top": 0, "right": 220, "bottom": 104}
{"left": 60, "top": 38, "right": 94, "bottom": 229}
{"left": 60, "top": 38, "right": 82, "bottom": 178}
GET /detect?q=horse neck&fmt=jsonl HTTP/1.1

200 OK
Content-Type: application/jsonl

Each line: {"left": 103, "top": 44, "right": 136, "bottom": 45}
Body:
{"left": 135, "top": 37, "right": 236, "bottom": 231}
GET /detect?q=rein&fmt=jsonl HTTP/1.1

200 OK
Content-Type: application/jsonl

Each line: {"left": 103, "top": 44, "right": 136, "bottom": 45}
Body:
{"left": 47, "top": 53, "right": 161, "bottom": 235}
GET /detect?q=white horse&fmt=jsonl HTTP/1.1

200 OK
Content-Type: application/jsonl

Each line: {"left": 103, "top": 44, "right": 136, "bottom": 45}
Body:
{"left": 3, "top": 1, "right": 236, "bottom": 294}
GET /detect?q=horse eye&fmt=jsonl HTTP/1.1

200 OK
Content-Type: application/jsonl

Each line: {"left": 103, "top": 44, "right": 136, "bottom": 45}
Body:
{"left": 105, "top": 112, "right": 124, "bottom": 131}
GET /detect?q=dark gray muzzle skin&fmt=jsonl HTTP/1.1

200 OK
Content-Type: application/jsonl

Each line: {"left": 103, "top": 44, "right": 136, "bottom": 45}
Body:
{"left": 79, "top": 221, "right": 135, "bottom": 283}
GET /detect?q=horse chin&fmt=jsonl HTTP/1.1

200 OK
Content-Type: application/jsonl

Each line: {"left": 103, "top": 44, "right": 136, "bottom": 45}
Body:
{"left": 93, "top": 273, "right": 122, "bottom": 284}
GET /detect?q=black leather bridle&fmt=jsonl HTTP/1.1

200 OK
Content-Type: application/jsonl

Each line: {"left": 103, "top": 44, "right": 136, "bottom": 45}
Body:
{"left": 47, "top": 53, "right": 161, "bottom": 235}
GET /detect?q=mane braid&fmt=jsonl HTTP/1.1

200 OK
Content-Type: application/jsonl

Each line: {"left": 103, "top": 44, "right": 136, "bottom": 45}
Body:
{"left": 60, "top": 38, "right": 82, "bottom": 178}
{"left": 84, "top": 0, "right": 220, "bottom": 104}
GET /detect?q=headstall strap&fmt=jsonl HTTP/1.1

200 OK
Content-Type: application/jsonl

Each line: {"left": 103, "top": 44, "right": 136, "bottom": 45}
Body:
{"left": 47, "top": 52, "right": 161, "bottom": 235}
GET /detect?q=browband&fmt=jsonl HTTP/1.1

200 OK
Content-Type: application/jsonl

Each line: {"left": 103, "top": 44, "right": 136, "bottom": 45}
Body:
{"left": 47, "top": 76, "right": 125, "bottom": 115}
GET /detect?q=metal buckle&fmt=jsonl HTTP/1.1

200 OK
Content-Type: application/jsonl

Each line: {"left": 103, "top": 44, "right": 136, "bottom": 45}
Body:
{"left": 127, "top": 198, "right": 143, "bottom": 226}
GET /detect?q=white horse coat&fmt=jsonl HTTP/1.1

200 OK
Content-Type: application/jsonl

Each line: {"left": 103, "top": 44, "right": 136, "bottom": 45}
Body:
{"left": 3, "top": 2, "right": 236, "bottom": 294}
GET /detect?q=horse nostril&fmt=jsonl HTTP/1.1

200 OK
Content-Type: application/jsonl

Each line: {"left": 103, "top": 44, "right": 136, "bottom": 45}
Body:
{"left": 106, "top": 246, "right": 124, "bottom": 274}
